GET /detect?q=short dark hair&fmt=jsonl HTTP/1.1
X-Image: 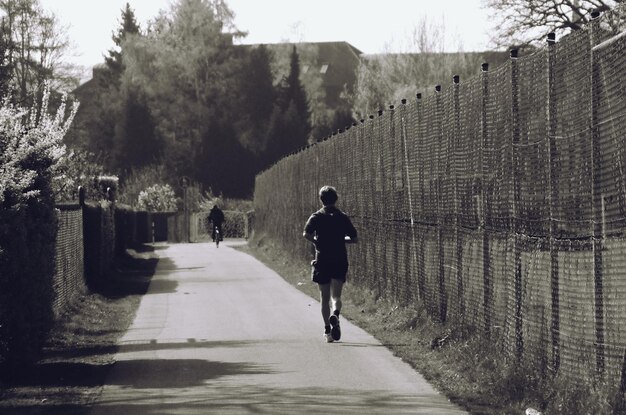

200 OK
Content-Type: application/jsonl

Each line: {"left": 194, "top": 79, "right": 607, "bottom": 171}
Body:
{"left": 319, "top": 185, "right": 338, "bottom": 206}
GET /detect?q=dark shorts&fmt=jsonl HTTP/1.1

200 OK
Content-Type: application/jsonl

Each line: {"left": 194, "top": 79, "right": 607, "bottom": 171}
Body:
{"left": 311, "top": 259, "right": 348, "bottom": 284}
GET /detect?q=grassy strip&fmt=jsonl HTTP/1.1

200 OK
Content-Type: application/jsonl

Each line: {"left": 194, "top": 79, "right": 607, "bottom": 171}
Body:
{"left": 240, "top": 237, "right": 623, "bottom": 415}
{"left": 0, "top": 247, "right": 157, "bottom": 415}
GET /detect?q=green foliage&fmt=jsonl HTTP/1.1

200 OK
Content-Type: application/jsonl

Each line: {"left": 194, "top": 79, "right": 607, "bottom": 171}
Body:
{"left": 119, "top": 0, "right": 253, "bottom": 196}
{"left": 350, "top": 17, "right": 489, "bottom": 118}
{"left": 0, "top": 0, "right": 78, "bottom": 104}
{"left": 117, "top": 164, "right": 170, "bottom": 207}
{"left": 0, "top": 84, "right": 76, "bottom": 367}
{"left": 94, "top": 175, "right": 119, "bottom": 201}
{"left": 262, "top": 46, "right": 311, "bottom": 165}
{"left": 137, "top": 183, "right": 177, "bottom": 212}
{"left": 112, "top": 85, "right": 159, "bottom": 171}
{"left": 53, "top": 149, "right": 105, "bottom": 202}
{"left": 0, "top": 19, "right": 13, "bottom": 101}
{"left": 235, "top": 44, "right": 275, "bottom": 155}
{"left": 105, "top": 2, "right": 141, "bottom": 79}
{"left": 1, "top": 86, "right": 77, "bottom": 207}
{"left": 267, "top": 42, "right": 351, "bottom": 144}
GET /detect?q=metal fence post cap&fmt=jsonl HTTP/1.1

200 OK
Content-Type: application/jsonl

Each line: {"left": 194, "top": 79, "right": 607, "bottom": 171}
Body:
{"left": 547, "top": 32, "right": 556, "bottom": 44}
{"left": 401, "top": 98, "right": 407, "bottom": 105}
{"left": 510, "top": 49, "right": 519, "bottom": 59}
{"left": 453, "top": 75, "right": 460, "bottom": 84}
{"left": 416, "top": 92, "right": 422, "bottom": 100}
{"left": 482, "top": 62, "right": 489, "bottom": 72}
{"left": 435, "top": 85, "right": 441, "bottom": 92}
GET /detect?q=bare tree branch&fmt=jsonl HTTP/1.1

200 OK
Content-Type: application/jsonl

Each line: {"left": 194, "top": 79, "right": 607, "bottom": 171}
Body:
{"left": 484, "top": 0, "right": 621, "bottom": 47}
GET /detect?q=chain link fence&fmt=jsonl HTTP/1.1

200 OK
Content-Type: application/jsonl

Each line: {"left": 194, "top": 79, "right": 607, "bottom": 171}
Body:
{"left": 254, "top": 6, "right": 626, "bottom": 382}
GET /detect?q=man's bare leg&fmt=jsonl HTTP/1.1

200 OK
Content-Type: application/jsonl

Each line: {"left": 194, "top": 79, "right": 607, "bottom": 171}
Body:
{"left": 329, "top": 279, "right": 344, "bottom": 341}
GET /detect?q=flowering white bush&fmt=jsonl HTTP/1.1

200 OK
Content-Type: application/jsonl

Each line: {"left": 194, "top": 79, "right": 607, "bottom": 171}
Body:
{"left": 137, "top": 183, "right": 177, "bottom": 212}
{"left": 0, "top": 86, "right": 79, "bottom": 206}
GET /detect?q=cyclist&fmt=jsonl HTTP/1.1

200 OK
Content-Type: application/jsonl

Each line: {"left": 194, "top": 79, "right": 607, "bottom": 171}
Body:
{"left": 208, "top": 204, "right": 225, "bottom": 243}
{"left": 303, "top": 186, "right": 357, "bottom": 343}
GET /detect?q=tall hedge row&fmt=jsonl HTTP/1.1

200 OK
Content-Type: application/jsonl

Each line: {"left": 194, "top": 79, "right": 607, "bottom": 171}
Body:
{"left": 0, "top": 161, "right": 58, "bottom": 369}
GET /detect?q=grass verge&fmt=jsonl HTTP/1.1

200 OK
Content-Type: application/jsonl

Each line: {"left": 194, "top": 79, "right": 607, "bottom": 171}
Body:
{"left": 240, "top": 236, "right": 624, "bottom": 415}
{"left": 0, "top": 246, "right": 158, "bottom": 415}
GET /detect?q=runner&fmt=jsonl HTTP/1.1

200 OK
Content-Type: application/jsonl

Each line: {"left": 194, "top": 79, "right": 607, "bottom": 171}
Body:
{"left": 303, "top": 186, "right": 358, "bottom": 342}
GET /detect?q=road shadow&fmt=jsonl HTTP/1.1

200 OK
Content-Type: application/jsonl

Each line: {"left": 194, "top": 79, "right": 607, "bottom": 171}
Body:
{"left": 1, "top": 382, "right": 464, "bottom": 415}
{"left": 43, "top": 340, "right": 256, "bottom": 361}
{"left": 6, "top": 384, "right": 462, "bottom": 415}
{"left": 8, "top": 358, "right": 272, "bottom": 389}
{"left": 95, "top": 247, "right": 178, "bottom": 298}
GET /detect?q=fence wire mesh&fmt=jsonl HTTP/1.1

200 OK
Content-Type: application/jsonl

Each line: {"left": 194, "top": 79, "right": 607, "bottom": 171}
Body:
{"left": 254, "top": 5, "right": 626, "bottom": 382}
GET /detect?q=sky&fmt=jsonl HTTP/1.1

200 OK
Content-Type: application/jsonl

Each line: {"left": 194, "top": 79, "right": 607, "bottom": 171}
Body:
{"left": 39, "top": 0, "right": 493, "bottom": 71}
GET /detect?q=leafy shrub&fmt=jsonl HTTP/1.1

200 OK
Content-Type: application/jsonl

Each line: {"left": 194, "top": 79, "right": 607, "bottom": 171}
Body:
{"left": 117, "top": 164, "right": 169, "bottom": 208}
{"left": 0, "top": 86, "right": 77, "bottom": 368}
{"left": 94, "top": 175, "right": 119, "bottom": 201}
{"left": 137, "top": 184, "right": 177, "bottom": 212}
{"left": 53, "top": 149, "right": 105, "bottom": 203}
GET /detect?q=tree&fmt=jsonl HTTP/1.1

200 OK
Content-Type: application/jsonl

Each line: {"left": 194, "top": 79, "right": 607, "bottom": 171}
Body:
{"left": 122, "top": 0, "right": 249, "bottom": 195}
{"left": 104, "top": 2, "right": 141, "bottom": 82}
{"left": 235, "top": 44, "right": 276, "bottom": 154}
{"left": 53, "top": 149, "right": 105, "bottom": 202}
{"left": 350, "top": 16, "right": 490, "bottom": 119}
{"left": 68, "top": 3, "right": 156, "bottom": 176}
{"left": 484, "top": 0, "right": 620, "bottom": 47}
{"left": 112, "top": 84, "right": 159, "bottom": 173}
{"left": 282, "top": 45, "right": 310, "bottom": 130}
{"left": 264, "top": 45, "right": 311, "bottom": 164}
{"left": 0, "top": 20, "right": 13, "bottom": 101}
{"left": 0, "top": 85, "right": 77, "bottom": 365}
{"left": 0, "top": 0, "right": 76, "bottom": 105}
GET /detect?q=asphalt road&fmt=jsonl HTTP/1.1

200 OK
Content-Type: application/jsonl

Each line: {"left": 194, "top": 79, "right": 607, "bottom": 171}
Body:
{"left": 88, "top": 241, "right": 466, "bottom": 415}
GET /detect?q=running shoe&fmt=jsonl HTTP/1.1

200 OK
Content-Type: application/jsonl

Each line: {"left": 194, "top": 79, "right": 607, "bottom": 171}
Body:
{"left": 329, "top": 314, "right": 341, "bottom": 341}
{"left": 324, "top": 332, "right": 334, "bottom": 343}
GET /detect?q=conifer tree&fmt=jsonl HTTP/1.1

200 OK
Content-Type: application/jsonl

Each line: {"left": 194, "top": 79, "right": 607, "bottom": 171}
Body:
{"left": 236, "top": 44, "right": 276, "bottom": 154}
{"left": 283, "top": 45, "right": 311, "bottom": 137}
{"left": 264, "top": 45, "right": 311, "bottom": 165}
{"left": 104, "top": 3, "right": 140, "bottom": 80}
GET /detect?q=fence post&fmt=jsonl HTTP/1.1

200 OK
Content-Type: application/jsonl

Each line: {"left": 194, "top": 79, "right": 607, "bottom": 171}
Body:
{"left": 435, "top": 84, "right": 447, "bottom": 323}
{"left": 416, "top": 93, "right": 426, "bottom": 302}
{"left": 546, "top": 32, "right": 561, "bottom": 374}
{"left": 589, "top": 9, "right": 606, "bottom": 374}
{"left": 377, "top": 108, "right": 388, "bottom": 298}
{"left": 480, "top": 63, "right": 492, "bottom": 337}
{"left": 78, "top": 186, "right": 85, "bottom": 206}
{"left": 400, "top": 98, "right": 420, "bottom": 304}
{"left": 510, "top": 48, "right": 524, "bottom": 360}
{"left": 452, "top": 75, "right": 465, "bottom": 320}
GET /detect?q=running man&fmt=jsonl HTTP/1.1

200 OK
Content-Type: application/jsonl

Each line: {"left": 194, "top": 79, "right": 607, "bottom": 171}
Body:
{"left": 303, "top": 186, "right": 358, "bottom": 343}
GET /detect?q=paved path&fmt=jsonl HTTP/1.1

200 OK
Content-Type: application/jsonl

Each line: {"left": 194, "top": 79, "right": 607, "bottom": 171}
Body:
{"left": 89, "top": 241, "right": 466, "bottom": 414}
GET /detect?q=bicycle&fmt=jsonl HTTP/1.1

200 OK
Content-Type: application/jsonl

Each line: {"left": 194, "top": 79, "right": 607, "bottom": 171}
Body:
{"left": 213, "top": 224, "right": 222, "bottom": 248}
